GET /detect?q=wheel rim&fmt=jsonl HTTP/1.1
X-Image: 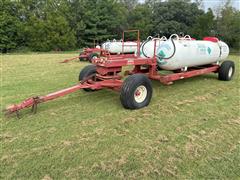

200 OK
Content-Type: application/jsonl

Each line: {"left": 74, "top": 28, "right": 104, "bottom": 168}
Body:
{"left": 134, "top": 85, "right": 147, "bottom": 103}
{"left": 228, "top": 67, "right": 233, "bottom": 78}
{"left": 92, "top": 56, "right": 98, "bottom": 60}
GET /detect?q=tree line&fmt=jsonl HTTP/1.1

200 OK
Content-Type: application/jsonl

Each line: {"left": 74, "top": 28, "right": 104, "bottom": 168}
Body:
{"left": 1, "top": 0, "right": 239, "bottom": 53}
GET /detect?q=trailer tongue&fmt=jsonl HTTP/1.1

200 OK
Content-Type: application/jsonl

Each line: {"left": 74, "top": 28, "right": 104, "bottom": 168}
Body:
{"left": 4, "top": 78, "right": 123, "bottom": 117}
{"left": 5, "top": 83, "right": 91, "bottom": 117}
{"left": 60, "top": 55, "right": 83, "bottom": 63}
{"left": 60, "top": 48, "right": 104, "bottom": 63}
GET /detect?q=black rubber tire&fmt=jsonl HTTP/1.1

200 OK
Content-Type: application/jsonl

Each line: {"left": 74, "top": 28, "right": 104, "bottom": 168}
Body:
{"left": 120, "top": 74, "right": 152, "bottom": 109}
{"left": 79, "top": 57, "right": 85, "bottom": 61}
{"left": 79, "top": 52, "right": 85, "bottom": 61}
{"left": 79, "top": 65, "right": 97, "bottom": 91}
{"left": 88, "top": 53, "right": 100, "bottom": 63}
{"left": 173, "top": 69, "right": 182, "bottom": 73}
{"left": 218, "top": 60, "right": 235, "bottom": 81}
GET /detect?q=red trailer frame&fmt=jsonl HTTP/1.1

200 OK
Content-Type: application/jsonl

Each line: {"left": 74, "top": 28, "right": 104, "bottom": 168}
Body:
{"left": 61, "top": 31, "right": 139, "bottom": 63}
{"left": 5, "top": 30, "right": 221, "bottom": 118}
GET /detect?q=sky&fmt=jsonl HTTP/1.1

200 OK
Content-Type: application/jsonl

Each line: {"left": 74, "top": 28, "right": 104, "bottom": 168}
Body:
{"left": 202, "top": 0, "right": 240, "bottom": 11}
{"left": 139, "top": 0, "right": 240, "bottom": 11}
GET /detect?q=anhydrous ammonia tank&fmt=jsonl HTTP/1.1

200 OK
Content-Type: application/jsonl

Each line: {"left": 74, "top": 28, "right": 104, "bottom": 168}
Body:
{"left": 140, "top": 36, "right": 168, "bottom": 58}
{"left": 102, "top": 39, "right": 138, "bottom": 54}
{"left": 141, "top": 34, "right": 229, "bottom": 71}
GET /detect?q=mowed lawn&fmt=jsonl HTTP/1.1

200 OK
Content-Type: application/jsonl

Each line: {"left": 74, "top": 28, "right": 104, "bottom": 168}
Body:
{"left": 1, "top": 53, "right": 239, "bottom": 179}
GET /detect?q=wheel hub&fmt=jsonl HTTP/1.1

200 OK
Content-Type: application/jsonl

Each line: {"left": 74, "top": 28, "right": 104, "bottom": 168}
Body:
{"left": 134, "top": 85, "right": 147, "bottom": 103}
{"left": 228, "top": 67, "right": 233, "bottom": 78}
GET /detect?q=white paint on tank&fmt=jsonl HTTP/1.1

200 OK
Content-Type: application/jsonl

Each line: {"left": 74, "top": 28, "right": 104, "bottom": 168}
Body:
{"left": 101, "top": 40, "right": 138, "bottom": 53}
{"left": 140, "top": 36, "right": 167, "bottom": 58}
{"left": 140, "top": 34, "right": 229, "bottom": 70}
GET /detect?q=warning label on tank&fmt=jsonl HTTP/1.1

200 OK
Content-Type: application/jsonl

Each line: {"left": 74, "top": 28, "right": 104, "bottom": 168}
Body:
{"left": 157, "top": 50, "right": 167, "bottom": 65}
{"left": 105, "top": 44, "right": 110, "bottom": 50}
{"left": 197, "top": 44, "right": 207, "bottom": 55}
{"left": 207, "top": 47, "right": 212, "bottom": 55}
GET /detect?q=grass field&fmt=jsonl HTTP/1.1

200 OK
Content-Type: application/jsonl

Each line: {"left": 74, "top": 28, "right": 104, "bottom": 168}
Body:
{"left": 1, "top": 53, "right": 240, "bottom": 179}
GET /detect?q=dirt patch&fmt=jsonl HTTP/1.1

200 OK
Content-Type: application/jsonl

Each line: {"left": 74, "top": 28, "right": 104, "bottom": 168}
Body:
{"left": 185, "top": 142, "right": 202, "bottom": 158}
{"left": 62, "top": 140, "right": 72, "bottom": 146}
{"left": 42, "top": 175, "right": 53, "bottom": 180}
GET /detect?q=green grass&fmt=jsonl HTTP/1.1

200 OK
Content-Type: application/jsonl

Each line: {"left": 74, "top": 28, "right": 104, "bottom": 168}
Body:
{"left": 1, "top": 53, "right": 240, "bottom": 179}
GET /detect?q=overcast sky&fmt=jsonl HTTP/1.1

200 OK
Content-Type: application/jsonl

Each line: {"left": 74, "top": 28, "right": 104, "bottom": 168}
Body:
{"left": 139, "top": 0, "right": 240, "bottom": 11}
{"left": 202, "top": 0, "right": 240, "bottom": 11}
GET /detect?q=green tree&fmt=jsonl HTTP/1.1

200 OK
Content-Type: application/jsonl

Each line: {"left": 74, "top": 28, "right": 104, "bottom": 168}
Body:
{"left": 127, "top": 4, "right": 153, "bottom": 40}
{"left": 190, "top": 8, "right": 215, "bottom": 39}
{"left": 151, "top": 0, "right": 204, "bottom": 37}
{"left": 0, "top": 0, "right": 23, "bottom": 53}
{"left": 82, "top": 0, "right": 128, "bottom": 47}
{"left": 25, "top": 15, "right": 76, "bottom": 51}
{"left": 22, "top": 0, "right": 76, "bottom": 51}
{"left": 119, "top": 0, "right": 138, "bottom": 11}
{"left": 1, "top": 0, "right": 239, "bottom": 52}
{"left": 66, "top": 0, "right": 86, "bottom": 48}
{"left": 216, "top": 4, "right": 240, "bottom": 49}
